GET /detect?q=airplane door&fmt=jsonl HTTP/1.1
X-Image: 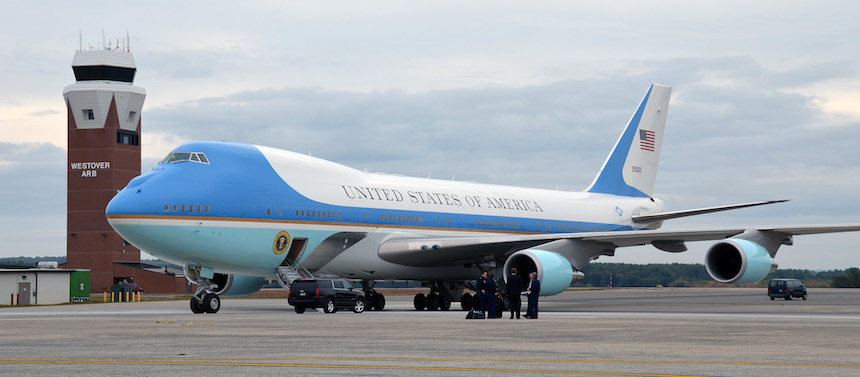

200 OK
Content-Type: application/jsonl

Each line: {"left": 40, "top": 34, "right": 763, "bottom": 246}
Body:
{"left": 281, "top": 237, "right": 308, "bottom": 267}
{"left": 18, "top": 282, "right": 31, "bottom": 305}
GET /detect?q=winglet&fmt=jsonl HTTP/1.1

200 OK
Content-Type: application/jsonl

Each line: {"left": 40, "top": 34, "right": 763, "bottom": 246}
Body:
{"left": 586, "top": 84, "right": 672, "bottom": 197}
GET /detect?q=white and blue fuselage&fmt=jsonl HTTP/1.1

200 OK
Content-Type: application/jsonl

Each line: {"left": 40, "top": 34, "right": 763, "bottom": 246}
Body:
{"left": 106, "top": 141, "right": 662, "bottom": 280}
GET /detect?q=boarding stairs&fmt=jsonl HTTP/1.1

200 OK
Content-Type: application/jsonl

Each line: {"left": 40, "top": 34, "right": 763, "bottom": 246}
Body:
{"left": 276, "top": 264, "right": 314, "bottom": 290}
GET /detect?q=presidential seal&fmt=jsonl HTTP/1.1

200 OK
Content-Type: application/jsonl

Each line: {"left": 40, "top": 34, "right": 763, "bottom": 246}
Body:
{"left": 273, "top": 231, "right": 291, "bottom": 255}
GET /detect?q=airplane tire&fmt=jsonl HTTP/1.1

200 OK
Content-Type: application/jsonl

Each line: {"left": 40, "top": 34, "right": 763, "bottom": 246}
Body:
{"left": 374, "top": 294, "right": 385, "bottom": 310}
{"left": 190, "top": 298, "right": 205, "bottom": 314}
{"left": 440, "top": 295, "right": 451, "bottom": 311}
{"left": 413, "top": 293, "right": 426, "bottom": 310}
{"left": 203, "top": 293, "right": 220, "bottom": 313}
{"left": 426, "top": 293, "right": 440, "bottom": 311}
{"left": 460, "top": 293, "right": 472, "bottom": 311}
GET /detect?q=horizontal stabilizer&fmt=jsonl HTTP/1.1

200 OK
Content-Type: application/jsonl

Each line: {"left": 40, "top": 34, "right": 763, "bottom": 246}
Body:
{"left": 632, "top": 199, "right": 789, "bottom": 223}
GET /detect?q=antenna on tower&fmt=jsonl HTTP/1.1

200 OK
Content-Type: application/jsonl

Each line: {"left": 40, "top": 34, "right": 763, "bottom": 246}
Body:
{"left": 79, "top": 29, "right": 82, "bottom": 51}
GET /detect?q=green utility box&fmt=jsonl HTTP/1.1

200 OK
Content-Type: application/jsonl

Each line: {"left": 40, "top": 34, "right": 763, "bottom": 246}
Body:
{"left": 70, "top": 270, "right": 90, "bottom": 303}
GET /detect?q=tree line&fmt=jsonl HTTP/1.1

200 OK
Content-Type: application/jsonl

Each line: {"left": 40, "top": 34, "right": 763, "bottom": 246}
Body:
{"left": 581, "top": 263, "right": 860, "bottom": 288}
{"left": 1, "top": 257, "right": 858, "bottom": 288}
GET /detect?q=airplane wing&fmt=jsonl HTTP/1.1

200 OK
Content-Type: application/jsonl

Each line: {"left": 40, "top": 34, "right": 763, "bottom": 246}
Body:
{"left": 377, "top": 224, "right": 860, "bottom": 268}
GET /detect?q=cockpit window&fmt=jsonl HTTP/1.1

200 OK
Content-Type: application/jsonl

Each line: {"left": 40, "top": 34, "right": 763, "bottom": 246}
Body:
{"left": 159, "top": 152, "right": 210, "bottom": 164}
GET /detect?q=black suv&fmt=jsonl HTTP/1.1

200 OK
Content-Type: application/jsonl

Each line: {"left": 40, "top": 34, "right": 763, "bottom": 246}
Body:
{"left": 288, "top": 279, "right": 366, "bottom": 313}
{"left": 768, "top": 278, "right": 807, "bottom": 300}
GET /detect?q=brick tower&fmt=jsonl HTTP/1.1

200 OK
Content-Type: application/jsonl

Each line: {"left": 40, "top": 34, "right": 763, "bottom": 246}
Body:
{"left": 63, "top": 41, "right": 145, "bottom": 292}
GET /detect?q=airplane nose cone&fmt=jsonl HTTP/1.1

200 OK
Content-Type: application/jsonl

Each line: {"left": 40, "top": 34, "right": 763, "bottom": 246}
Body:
{"left": 105, "top": 187, "right": 143, "bottom": 237}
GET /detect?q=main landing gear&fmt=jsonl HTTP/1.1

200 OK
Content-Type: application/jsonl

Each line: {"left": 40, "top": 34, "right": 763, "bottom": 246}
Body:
{"left": 413, "top": 281, "right": 457, "bottom": 311}
{"left": 361, "top": 279, "right": 386, "bottom": 311}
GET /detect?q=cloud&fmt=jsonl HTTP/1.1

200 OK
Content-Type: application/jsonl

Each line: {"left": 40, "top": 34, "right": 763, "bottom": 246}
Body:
{"left": 2, "top": 54, "right": 860, "bottom": 268}
{"left": 0, "top": 142, "right": 66, "bottom": 256}
{"left": 25, "top": 109, "right": 61, "bottom": 118}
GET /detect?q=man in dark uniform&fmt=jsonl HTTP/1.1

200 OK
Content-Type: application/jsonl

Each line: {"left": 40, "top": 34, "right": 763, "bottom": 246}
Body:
{"left": 525, "top": 272, "right": 541, "bottom": 319}
{"left": 476, "top": 271, "right": 489, "bottom": 318}
{"left": 506, "top": 267, "right": 523, "bottom": 319}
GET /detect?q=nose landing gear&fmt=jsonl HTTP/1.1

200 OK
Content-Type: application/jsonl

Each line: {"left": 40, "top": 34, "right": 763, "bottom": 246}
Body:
{"left": 186, "top": 266, "right": 222, "bottom": 314}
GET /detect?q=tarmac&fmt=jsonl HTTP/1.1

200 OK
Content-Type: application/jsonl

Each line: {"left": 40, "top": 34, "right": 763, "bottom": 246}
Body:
{"left": 2, "top": 287, "right": 859, "bottom": 376}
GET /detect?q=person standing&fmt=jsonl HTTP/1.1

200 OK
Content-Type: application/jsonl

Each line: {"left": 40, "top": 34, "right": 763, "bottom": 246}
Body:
{"left": 487, "top": 273, "right": 498, "bottom": 318}
{"left": 506, "top": 267, "right": 523, "bottom": 319}
{"left": 476, "top": 271, "right": 489, "bottom": 318}
{"left": 525, "top": 272, "right": 541, "bottom": 319}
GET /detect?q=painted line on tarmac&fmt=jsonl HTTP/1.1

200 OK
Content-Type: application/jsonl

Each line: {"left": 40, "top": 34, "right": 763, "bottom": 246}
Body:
{"left": 1, "top": 357, "right": 858, "bottom": 374}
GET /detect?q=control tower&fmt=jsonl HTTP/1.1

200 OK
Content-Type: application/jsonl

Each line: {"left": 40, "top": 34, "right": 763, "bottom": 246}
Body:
{"left": 63, "top": 39, "right": 145, "bottom": 292}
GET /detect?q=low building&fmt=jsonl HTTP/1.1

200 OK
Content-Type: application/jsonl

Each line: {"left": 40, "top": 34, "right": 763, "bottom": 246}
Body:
{"left": 1, "top": 268, "right": 90, "bottom": 306}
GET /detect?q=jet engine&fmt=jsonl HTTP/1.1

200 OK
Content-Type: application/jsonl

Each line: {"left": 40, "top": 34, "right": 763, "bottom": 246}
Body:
{"left": 705, "top": 238, "right": 778, "bottom": 285}
{"left": 186, "top": 272, "right": 265, "bottom": 297}
{"left": 503, "top": 249, "right": 578, "bottom": 296}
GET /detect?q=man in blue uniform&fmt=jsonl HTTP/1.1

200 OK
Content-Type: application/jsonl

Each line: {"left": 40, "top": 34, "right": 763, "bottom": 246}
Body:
{"left": 487, "top": 273, "right": 498, "bottom": 318}
{"left": 476, "top": 271, "right": 489, "bottom": 318}
{"left": 525, "top": 272, "right": 541, "bottom": 319}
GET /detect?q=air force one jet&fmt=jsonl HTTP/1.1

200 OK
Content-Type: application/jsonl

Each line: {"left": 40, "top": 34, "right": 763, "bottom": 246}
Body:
{"left": 106, "top": 84, "right": 860, "bottom": 314}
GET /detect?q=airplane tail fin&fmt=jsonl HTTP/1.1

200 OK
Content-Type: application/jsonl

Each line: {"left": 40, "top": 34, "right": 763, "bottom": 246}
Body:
{"left": 585, "top": 84, "right": 672, "bottom": 198}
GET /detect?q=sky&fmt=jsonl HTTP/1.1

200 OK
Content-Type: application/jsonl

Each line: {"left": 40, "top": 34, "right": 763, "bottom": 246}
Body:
{"left": 1, "top": 1, "right": 859, "bottom": 270}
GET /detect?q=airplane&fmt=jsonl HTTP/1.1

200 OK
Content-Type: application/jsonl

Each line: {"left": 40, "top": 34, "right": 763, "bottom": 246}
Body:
{"left": 106, "top": 84, "right": 860, "bottom": 314}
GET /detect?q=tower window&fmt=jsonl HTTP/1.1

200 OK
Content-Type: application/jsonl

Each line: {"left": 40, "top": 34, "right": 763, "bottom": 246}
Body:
{"left": 127, "top": 111, "right": 137, "bottom": 122}
{"left": 83, "top": 109, "right": 94, "bottom": 120}
{"left": 117, "top": 130, "right": 139, "bottom": 146}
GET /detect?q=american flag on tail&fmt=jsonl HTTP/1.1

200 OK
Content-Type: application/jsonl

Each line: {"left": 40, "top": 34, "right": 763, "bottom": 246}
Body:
{"left": 640, "top": 129, "right": 655, "bottom": 152}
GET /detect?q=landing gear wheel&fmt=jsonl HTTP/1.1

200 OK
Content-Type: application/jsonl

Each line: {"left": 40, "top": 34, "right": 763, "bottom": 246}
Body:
{"left": 803, "top": 294, "right": 807, "bottom": 300}
{"left": 471, "top": 293, "right": 480, "bottom": 310}
{"left": 440, "top": 295, "right": 451, "bottom": 311}
{"left": 413, "top": 293, "right": 426, "bottom": 311}
{"left": 190, "top": 298, "right": 205, "bottom": 314}
{"left": 323, "top": 298, "right": 337, "bottom": 313}
{"left": 373, "top": 294, "right": 385, "bottom": 310}
{"left": 353, "top": 298, "right": 365, "bottom": 313}
{"left": 203, "top": 293, "right": 220, "bottom": 313}
{"left": 770, "top": 297, "right": 775, "bottom": 300}
{"left": 460, "top": 293, "right": 473, "bottom": 311}
{"left": 426, "top": 293, "right": 440, "bottom": 311}
{"left": 295, "top": 305, "right": 306, "bottom": 314}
